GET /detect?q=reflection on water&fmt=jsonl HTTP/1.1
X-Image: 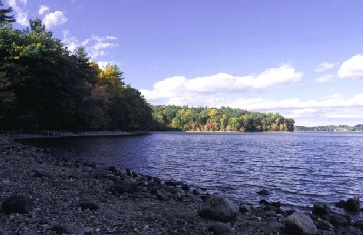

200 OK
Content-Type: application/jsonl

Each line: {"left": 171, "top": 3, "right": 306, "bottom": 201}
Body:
{"left": 24, "top": 132, "right": 363, "bottom": 211}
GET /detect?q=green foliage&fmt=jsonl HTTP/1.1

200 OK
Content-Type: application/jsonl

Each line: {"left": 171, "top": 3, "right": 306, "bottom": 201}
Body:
{"left": 151, "top": 105, "right": 295, "bottom": 132}
{"left": 0, "top": 19, "right": 152, "bottom": 131}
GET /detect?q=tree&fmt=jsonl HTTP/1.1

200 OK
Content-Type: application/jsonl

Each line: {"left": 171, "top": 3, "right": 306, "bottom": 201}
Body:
{"left": 0, "top": 0, "right": 15, "bottom": 23}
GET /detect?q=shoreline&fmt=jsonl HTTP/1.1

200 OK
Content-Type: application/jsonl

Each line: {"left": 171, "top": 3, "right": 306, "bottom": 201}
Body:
{"left": 1, "top": 134, "right": 362, "bottom": 234}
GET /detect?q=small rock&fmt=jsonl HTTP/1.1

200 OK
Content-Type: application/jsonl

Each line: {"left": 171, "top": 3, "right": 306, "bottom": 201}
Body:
{"left": 164, "top": 180, "right": 178, "bottom": 187}
{"left": 285, "top": 212, "right": 318, "bottom": 235}
{"left": 265, "top": 210, "right": 277, "bottom": 217}
{"left": 181, "top": 183, "right": 190, "bottom": 191}
{"left": 198, "top": 195, "right": 239, "bottom": 222}
{"left": 208, "top": 222, "right": 233, "bottom": 234}
{"left": 2, "top": 195, "right": 34, "bottom": 214}
{"left": 78, "top": 202, "right": 99, "bottom": 211}
{"left": 112, "top": 179, "right": 138, "bottom": 193}
{"left": 313, "top": 202, "right": 331, "bottom": 216}
{"left": 52, "top": 224, "right": 86, "bottom": 234}
{"left": 257, "top": 189, "right": 270, "bottom": 195}
{"left": 239, "top": 204, "right": 251, "bottom": 214}
{"left": 33, "top": 169, "right": 53, "bottom": 179}
{"left": 107, "top": 166, "right": 118, "bottom": 173}
{"left": 344, "top": 197, "right": 360, "bottom": 213}
{"left": 192, "top": 189, "right": 200, "bottom": 195}
{"left": 317, "top": 220, "right": 334, "bottom": 231}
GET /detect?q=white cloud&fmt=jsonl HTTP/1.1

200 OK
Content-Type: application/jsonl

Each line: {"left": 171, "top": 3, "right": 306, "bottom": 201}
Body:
{"left": 141, "top": 65, "right": 303, "bottom": 100}
{"left": 43, "top": 11, "right": 68, "bottom": 29}
{"left": 315, "top": 62, "right": 337, "bottom": 72}
{"left": 315, "top": 75, "right": 334, "bottom": 83}
{"left": 39, "top": 5, "right": 50, "bottom": 15}
{"left": 8, "top": 0, "right": 28, "bottom": 26}
{"left": 338, "top": 55, "right": 363, "bottom": 79}
{"left": 62, "top": 32, "right": 118, "bottom": 59}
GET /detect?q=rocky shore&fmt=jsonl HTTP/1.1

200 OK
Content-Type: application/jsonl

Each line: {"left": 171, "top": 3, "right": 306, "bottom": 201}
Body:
{"left": 0, "top": 134, "right": 362, "bottom": 234}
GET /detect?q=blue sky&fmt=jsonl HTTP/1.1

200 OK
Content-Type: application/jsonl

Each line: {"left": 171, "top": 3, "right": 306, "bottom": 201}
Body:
{"left": 5, "top": 0, "right": 363, "bottom": 126}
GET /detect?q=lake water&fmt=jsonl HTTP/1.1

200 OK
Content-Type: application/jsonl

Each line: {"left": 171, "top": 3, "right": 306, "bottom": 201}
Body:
{"left": 24, "top": 132, "right": 363, "bottom": 212}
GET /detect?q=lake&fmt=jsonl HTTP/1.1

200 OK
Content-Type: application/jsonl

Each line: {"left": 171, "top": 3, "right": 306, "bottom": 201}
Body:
{"left": 24, "top": 132, "right": 363, "bottom": 212}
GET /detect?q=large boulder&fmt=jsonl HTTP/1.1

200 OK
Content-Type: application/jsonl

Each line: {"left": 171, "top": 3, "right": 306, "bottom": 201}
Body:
{"left": 2, "top": 195, "right": 33, "bottom": 214}
{"left": 335, "top": 197, "right": 360, "bottom": 213}
{"left": 285, "top": 212, "right": 318, "bottom": 235}
{"left": 198, "top": 196, "right": 239, "bottom": 222}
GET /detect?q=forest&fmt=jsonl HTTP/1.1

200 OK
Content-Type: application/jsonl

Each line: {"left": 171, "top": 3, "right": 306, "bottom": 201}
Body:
{"left": 152, "top": 105, "right": 295, "bottom": 132}
{"left": 0, "top": 5, "right": 152, "bottom": 131}
{"left": 1, "top": 3, "right": 294, "bottom": 132}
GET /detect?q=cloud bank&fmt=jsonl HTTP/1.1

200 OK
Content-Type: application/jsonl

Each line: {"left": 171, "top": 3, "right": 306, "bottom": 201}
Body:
{"left": 141, "top": 64, "right": 303, "bottom": 100}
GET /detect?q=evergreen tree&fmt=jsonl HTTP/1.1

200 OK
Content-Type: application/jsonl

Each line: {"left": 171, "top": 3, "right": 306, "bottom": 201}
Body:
{"left": 0, "top": 0, "right": 15, "bottom": 23}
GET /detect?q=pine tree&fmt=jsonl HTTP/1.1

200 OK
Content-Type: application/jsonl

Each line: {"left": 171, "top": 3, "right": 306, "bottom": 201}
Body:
{"left": 0, "top": 0, "right": 15, "bottom": 23}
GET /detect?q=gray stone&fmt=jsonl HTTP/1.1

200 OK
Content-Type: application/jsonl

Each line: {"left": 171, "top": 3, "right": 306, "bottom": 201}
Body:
{"left": 208, "top": 222, "right": 233, "bottom": 234}
{"left": 78, "top": 202, "right": 99, "bottom": 211}
{"left": 285, "top": 212, "right": 317, "bottom": 235}
{"left": 312, "top": 202, "right": 331, "bottom": 216}
{"left": 344, "top": 197, "right": 360, "bottom": 213}
{"left": 2, "top": 195, "right": 34, "bottom": 214}
{"left": 257, "top": 189, "right": 270, "bottom": 195}
{"left": 239, "top": 203, "right": 251, "bottom": 213}
{"left": 112, "top": 179, "right": 138, "bottom": 193}
{"left": 52, "top": 224, "right": 86, "bottom": 234}
{"left": 198, "top": 196, "right": 239, "bottom": 222}
{"left": 330, "top": 214, "right": 349, "bottom": 226}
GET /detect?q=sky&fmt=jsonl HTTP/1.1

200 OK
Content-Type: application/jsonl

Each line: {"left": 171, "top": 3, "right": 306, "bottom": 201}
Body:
{"left": 4, "top": 0, "right": 363, "bottom": 126}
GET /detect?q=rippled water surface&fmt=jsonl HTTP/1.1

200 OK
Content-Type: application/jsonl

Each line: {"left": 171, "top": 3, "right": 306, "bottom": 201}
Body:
{"left": 26, "top": 132, "right": 363, "bottom": 211}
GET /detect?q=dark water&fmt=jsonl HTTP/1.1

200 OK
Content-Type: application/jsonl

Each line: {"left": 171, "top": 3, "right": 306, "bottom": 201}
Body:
{"left": 24, "top": 132, "right": 363, "bottom": 212}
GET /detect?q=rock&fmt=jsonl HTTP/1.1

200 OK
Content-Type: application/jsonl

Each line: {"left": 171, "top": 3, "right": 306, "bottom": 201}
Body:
{"left": 164, "top": 180, "right": 179, "bottom": 187}
{"left": 265, "top": 210, "right": 277, "bottom": 217}
{"left": 257, "top": 189, "right": 270, "bottom": 195}
{"left": 192, "top": 189, "right": 200, "bottom": 195}
{"left": 316, "top": 220, "right": 334, "bottom": 231}
{"left": 208, "top": 222, "right": 233, "bottom": 234}
{"left": 78, "top": 202, "right": 99, "bottom": 211}
{"left": 335, "top": 197, "right": 360, "bottom": 213}
{"left": 344, "top": 197, "right": 360, "bottom": 213}
{"left": 198, "top": 196, "right": 239, "bottom": 222}
{"left": 52, "top": 224, "right": 86, "bottom": 234}
{"left": 330, "top": 213, "right": 349, "bottom": 226}
{"left": 2, "top": 195, "right": 33, "bottom": 214}
{"left": 156, "top": 190, "right": 168, "bottom": 201}
{"left": 312, "top": 202, "right": 331, "bottom": 216}
{"left": 353, "top": 220, "right": 363, "bottom": 229}
{"left": 239, "top": 203, "right": 251, "bottom": 213}
{"left": 335, "top": 200, "right": 346, "bottom": 208}
{"left": 285, "top": 212, "right": 318, "bottom": 235}
{"left": 107, "top": 166, "right": 118, "bottom": 173}
{"left": 33, "top": 169, "right": 53, "bottom": 179}
{"left": 181, "top": 183, "right": 190, "bottom": 191}
{"left": 112, "top": 179, "right": 138, "bottom": 193}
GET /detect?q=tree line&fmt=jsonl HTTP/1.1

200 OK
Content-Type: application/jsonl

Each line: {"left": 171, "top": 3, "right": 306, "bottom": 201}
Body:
{"left": 152, "top": 105, "right": 295, "bottom": 132}
{"left": 0, "top": 6, "right": 152, "bottom": 131}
